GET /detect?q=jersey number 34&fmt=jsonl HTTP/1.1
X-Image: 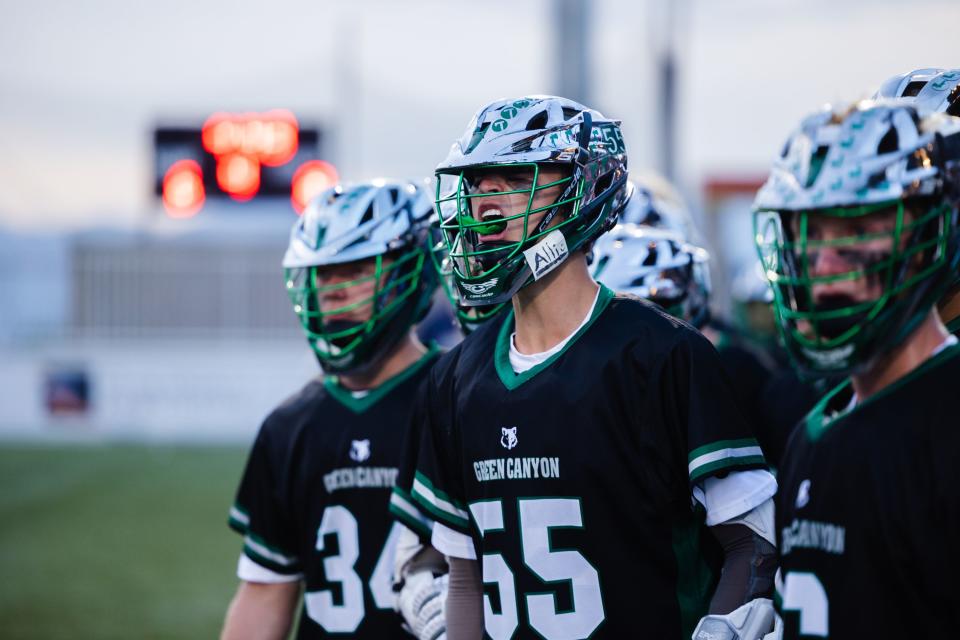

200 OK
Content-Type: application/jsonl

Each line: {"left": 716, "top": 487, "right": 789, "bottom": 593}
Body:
{"left": 305, "top": 505, "right": 400, "bottom": 633}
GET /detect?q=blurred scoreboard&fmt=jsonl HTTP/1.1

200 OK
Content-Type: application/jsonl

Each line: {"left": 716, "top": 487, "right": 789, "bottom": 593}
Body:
{"left": 153, "top": 110, "right": 338, "bottom": 217}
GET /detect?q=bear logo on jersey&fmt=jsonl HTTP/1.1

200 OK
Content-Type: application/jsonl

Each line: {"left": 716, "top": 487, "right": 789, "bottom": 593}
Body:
{"left": 500, "top": 427, "right": 518, "bottom": 450}
{"left": 350, "top": 439, "right": 371, "bottom": 462}
{"left": 796, "top": 479, "right": 811, "bottom": 509}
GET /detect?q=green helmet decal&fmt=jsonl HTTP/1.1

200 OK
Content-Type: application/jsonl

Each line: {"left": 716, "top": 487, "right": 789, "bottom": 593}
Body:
{"left": 282, "top": 180, "right": 437, "bottom": 373}
{"left": 754, "top": 102, "right": 960, "bottom": 376}
{"left": 435, "top": 96, "right": 629, "bottom": 306}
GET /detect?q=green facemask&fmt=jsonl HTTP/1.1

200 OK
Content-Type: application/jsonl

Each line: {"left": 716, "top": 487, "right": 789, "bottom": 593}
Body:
{"left": 755, "top": 199, "right": 955, "bottom": 375}
{"left": 436, "top": 163, "right": 588, "bottom": 306}
{"left": 285, "top": 248, "right": 429, "bottom": 372}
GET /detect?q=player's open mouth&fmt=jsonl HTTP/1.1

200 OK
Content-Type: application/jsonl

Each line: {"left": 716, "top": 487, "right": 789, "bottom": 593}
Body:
{"left": 475, "top": 204, "right": 508, "bottom": 241}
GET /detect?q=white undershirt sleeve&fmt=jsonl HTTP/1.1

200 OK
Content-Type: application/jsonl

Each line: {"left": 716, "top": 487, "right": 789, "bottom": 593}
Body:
{"left": 723, "top": 496, "right": 776, "bottom": 547}
{"left": 236, "top": 554, "right": 303, "bottom": 583}
{"left": 431, "top": 521, "right": 478, "bottom": 560}
{"left": 692, "top": 469, "right": 777, "bottom": 526}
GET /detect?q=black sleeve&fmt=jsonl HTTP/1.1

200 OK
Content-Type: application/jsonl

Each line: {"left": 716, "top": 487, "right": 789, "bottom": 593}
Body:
{"left": 919, "top": 417, "right": 960, "bottom": 622}
{"left": 390, "top": 377, "right": 440, "bottom": 542}
{"left": 228, "top": 418, "right": 302, "bottom": 576}
{"left": 756, "top": 369, "right": 831, "bottom": 470}
{"left": 715, "top": 343, "right": 772, "bottom": 441}
{"left": 410, "top": 368, "right": 472, "bottom": 541}
{"left": 656, "top": 329, "right": 768, "bottom": 487}
{"left": 707, "top": 524, "right": 777, "bottom": 614}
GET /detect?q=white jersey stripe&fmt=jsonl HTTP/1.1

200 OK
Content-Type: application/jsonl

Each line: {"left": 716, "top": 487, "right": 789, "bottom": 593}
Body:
{"left": 412, "top": 477, "right": 470, "bottom": 521}
{"left": 688, "top": 445, "right": 764, "bottom": 477}
{"left": 244, "top": 535, "right": 299, "bottom": 567}
{"left": 390, "top": 491, "right": 433, "bottom": 529}
{"left": 229, "top": 505, "right": 250, "bottom": 526}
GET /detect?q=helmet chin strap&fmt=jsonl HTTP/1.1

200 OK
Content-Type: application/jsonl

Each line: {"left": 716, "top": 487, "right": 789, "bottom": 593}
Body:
{"left": 320, "top": 315, "right": 410, "bottom": 379}
{"left": 810, "top": 295, "right": 870, "bottom": 340}
{"left": 322, "top": 319, "right": 366, "bottom": 350}
{"left": 334, "top": 339, "right": 397, "bottom": 379}
{"left": 473, "top": 241, "right": 514, "bottom": 272}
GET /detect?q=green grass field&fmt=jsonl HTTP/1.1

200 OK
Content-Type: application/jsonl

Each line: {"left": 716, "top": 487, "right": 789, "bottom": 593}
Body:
{"left": 0, "top": 443, "right": 252, "bottom": 639}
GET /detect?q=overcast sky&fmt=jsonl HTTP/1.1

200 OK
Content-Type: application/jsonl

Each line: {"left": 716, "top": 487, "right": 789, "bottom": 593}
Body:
{"left": 0, "top": 0, "right": 957, "bottom": 230}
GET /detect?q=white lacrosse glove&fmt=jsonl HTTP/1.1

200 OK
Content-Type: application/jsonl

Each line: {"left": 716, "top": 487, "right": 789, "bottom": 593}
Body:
{"left": 762, "top": 614, "right": 783, "bottom": 640}
{"left": 692, "top": 598, "right": 775, "bottom": 640}
{"left": 397, "top": 569, "right": 447, "bottom": 640}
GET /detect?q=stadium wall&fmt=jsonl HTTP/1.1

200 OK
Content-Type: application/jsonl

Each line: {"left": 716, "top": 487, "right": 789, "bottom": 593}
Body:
{"left": 0, "top": 338, "right": 318, "bottom": 443}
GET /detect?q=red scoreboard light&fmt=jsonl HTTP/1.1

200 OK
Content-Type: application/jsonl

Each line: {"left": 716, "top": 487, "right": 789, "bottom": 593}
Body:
{"left": 291, "top": 160, "right": 339, "bottom": 214}
{"left": 202, "top": 110, "right": 299, "bottom": 166}
{"left": 162, "top": 159, "right": 205, "bottom": 218}
{"left": 216, "top": 152, "right": 261, "bottom": 201}
{"left": 154, "top": 111, "right": 333, "bottom": 217}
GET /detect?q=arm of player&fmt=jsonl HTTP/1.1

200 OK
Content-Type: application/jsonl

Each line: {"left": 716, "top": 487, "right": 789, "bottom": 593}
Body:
{"left": 445, "top": 557, "right": 484, "bottom": 640}
{"left": 708, "top": 521, "right": 776, "bottom": 613}
{"left": 220, "top": 580, "right": 301, "bottom": 640}
{"left": 691, "top": 499, "right": 778, "bottom": 640}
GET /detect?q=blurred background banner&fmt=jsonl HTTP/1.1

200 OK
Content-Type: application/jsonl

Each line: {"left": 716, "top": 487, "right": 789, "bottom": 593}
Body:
{"left": 0, "top": 0, "right": 957, "bottom": 636}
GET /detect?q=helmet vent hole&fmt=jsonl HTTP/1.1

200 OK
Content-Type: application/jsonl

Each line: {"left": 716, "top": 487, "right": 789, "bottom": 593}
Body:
{"left": 510, "top": 139, "right": 534, "bottom": 153}
{"left": 946, "top": 86, "right": 960, "bottom": 117}
{"left": 806, "top": 146, "right": 829, "bottom": 188}
{"left": 867, "top": 171, "right": 888, "bottom": 189}
{"left": 903, "top": 80, "right": 926, "bottom": 97}
{"left": 878, "top": 127, "right": 899, "bottom": 155}
{"left": 593, "top": 172, "right": 613, "bottom": 197}
{"left": 526, "top": 110, "right": 549, "bottom": 131}
{"left": 561, "top": 107, "right": 582, "bottom": 121}
{"left": 359, "top": 204, "right": 375, "bottom": 225}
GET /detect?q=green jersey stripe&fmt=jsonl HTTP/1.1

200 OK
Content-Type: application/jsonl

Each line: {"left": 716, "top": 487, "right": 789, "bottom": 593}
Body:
{"left": 805, "top": 343, "right": 960, "bottom": 442}
{"left": 411, "top": 476, "right": 470, "bottom": 529}
{"left": 243, "top": 533, "right": 299, "bottom": 567}
{"left": 412, "top": 491, "right": 471, "bottom": 531}
{"left": 242, "top": 547, "right": 303, "bottom": 576}
{"left": 228, "top": 505, "right": 250, "bottom": 533}
{"left": 493, "top": 284, "right": 615, "bottom": 391}
{"left": 390, "top": 490, "right": 433, "bottom": 529}
{"left": 688, "top": 443, "right": 763, "bottom": 474}
{"left": 325, "top": 343, "right": 441, "bottom": 414}
{"left": 687, "top": 437, "right": 760, "bottom": 463}
{"left": 389, "top": 492, "right": 433, "bottom": 538}
{"left": 413, "top": 471, "right": 469, "bottom": 512}
{"left": 689, "top": 454, "right": 767, "bottom": 485}
{"left": 392, "top": 485, "right": 417, "bottom": 504}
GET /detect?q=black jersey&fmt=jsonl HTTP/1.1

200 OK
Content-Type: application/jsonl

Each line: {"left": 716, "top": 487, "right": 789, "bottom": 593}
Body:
{"left": 774, "top": 344, "right": 960, "bottom": 639}
{"left": 757, "top": 370, "right": 848, "bottom": 470}
{"left": 389, "top": 384, "right": 436, "bottom": 543}
{"left": 411, "top": 286, "right": 767, "bottom": 640}
{"left": 227, "top": 347, "right": 439, "bottom": 639}
{"left": 948, "top": 315, "right": 960, "bottom": 336}
{"left": 710, "top": 324, "right": 775, "bottom": 451}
